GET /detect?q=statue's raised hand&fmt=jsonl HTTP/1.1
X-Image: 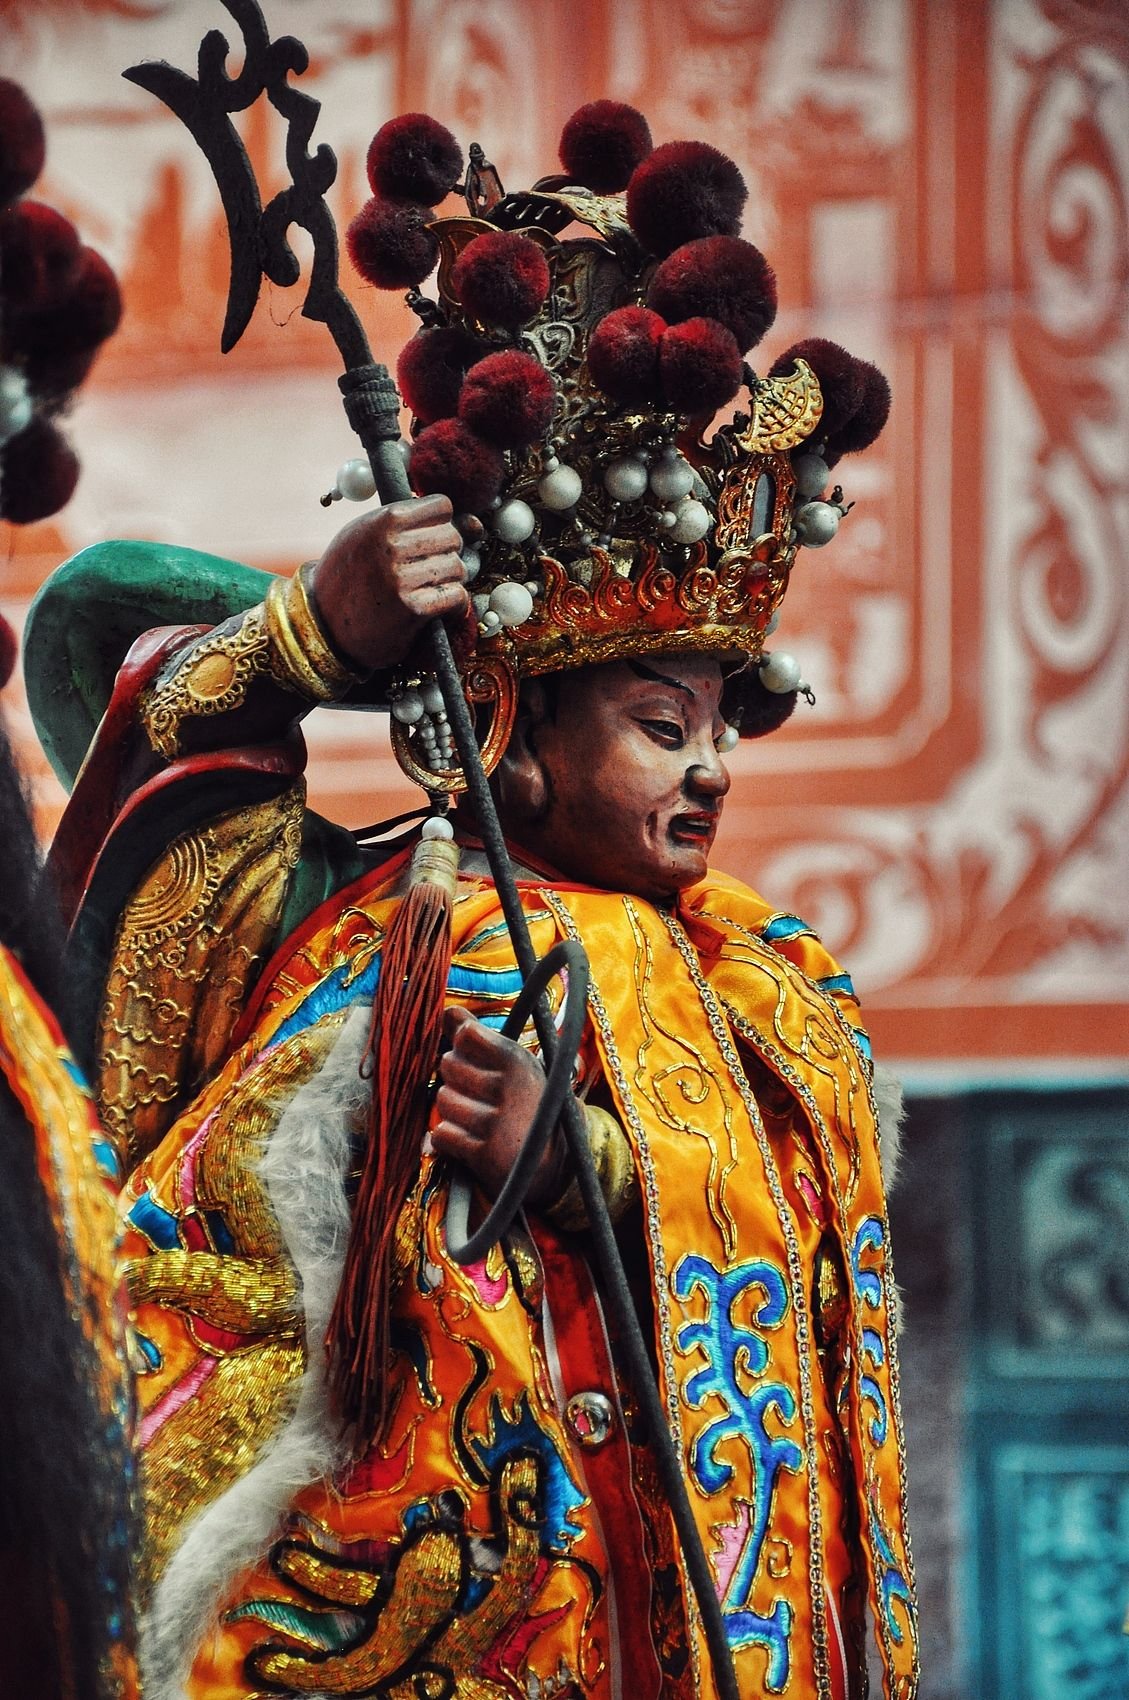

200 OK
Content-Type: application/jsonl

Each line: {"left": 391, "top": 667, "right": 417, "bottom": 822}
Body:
{"left": 307, "top": 494, "right": 469, "bottom": 674}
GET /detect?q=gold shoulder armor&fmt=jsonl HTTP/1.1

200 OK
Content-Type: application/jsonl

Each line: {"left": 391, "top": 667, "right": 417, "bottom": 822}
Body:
{"left": 97, "top": 784, "right": 304, "bottom": 1167}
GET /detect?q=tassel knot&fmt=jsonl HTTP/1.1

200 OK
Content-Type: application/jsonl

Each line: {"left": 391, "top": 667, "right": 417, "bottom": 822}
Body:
{"left": 327, "top": 823, "right": 458, "bottom": 1447}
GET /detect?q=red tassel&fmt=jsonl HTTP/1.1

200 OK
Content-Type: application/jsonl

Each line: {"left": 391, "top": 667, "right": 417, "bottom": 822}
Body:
{"left": 327, "top": 833, "right": 457, "bottom": 1447}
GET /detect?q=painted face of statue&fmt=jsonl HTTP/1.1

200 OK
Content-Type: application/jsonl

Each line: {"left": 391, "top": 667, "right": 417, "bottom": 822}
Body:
{"left": 496, "top": 652, "right": 732, "bottom": 903}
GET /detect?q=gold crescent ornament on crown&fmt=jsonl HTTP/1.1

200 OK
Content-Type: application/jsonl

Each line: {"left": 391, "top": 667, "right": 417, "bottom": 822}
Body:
{"left": 389, "top": 655, "right": 518, "bottom": 789}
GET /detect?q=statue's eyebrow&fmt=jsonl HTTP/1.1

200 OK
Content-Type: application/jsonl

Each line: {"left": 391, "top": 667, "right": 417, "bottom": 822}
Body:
{"left": 626, "top": 659, "right": 695, "bottom": 701}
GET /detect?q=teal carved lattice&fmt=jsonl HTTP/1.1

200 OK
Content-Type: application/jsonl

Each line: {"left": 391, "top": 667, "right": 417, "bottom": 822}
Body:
{"left": 964, "top": 1088, "right": 1129, "bottom": 1700}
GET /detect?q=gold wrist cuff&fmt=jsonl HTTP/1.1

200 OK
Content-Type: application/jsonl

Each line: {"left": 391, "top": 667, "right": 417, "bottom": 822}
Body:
{"left": 264, "top": 562, "right": 360, "bottom": 702}
{"left": 547, "top": 1102, "right": 638, "bottom": 1233}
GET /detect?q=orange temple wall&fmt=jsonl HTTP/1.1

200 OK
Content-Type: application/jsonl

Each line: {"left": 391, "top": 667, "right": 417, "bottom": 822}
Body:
{"left": 2, "top": 0, "right": 1126, "bottom": 1074}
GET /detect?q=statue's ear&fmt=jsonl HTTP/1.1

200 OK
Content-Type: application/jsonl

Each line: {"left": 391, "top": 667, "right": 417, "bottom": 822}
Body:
{"left": 494, "top": 680, "right": 551, "bottom": 826}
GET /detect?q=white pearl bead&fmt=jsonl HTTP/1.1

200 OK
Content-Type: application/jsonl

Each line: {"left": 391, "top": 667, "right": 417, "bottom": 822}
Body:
{"left": 602, "top": 456, "right": 648, "bottom": 503}
{"left": 489, "top": 581, "right": 535, "bottom": 627}
{"left": 492, "top": 498, "right": 536, "bottom": 543}
{"left": 336, "top": 457, "right": 377, "bottom": 502}
{"left": 792, "top": 452, "right": 829, "bottom": 499}
{"left": 649, "top": 454, "right": 694, "bottom": 503}
{"left": 391, "top": 688, "right": 424, "bottom": 724}
{"left": 420, "top": 679, "right": 445, "bottom": 715}
{"left": 523, "top": 579, "right": 540, "bottom": 594}
{"left": 669, "top": 498, "right": 712, "bottom": 544}
{"left": 537, "top": 463, "right": 583, "bottom": 510}
{"left": 0, "top": 366, "right": 27, "bottom": 406}
{"left": 542, "top": 453, "right": 560, "bottom": 473}
{"left": 482, "top": 609, "right": 502, "bottom": 630}
{"left": 421, "top": 815, "right": 454, "bottom": 840}
{"left": 656, "top": 507, "right": 678, "bottom": 529}
{"left": 472, "top": 592, "right": 490, "bottom": 616}
{"left": 794, "top": 501, "right": 841, "bottom": 547}
{"left": 461, "top": 544, "right": 481, "bottom": 582}
{"left": 0, "top": 366, "right": 33, "bottom": 446}
{"left": 716, "top": 724, "right": 739, "bottom": 753}
{"left": 759, "top": 651, "right": 803, "bottom": 694}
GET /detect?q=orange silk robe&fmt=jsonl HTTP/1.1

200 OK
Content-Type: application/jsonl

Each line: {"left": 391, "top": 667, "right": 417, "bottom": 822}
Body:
{"left": 122, "top": 862, "right": 918, "bottom": 1700}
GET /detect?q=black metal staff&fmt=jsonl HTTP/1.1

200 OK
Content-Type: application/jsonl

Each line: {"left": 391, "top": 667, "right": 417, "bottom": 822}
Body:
{"left": 125, "top": 8, "right": 740, "bottom": 1692}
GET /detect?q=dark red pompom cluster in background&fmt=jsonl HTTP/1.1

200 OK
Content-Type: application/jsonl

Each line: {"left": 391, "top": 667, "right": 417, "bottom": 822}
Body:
{"left": 0, "top": 79, "right": 45, "bottom": 207}
{"left": 0, "top": 79, "right": 123, "bottom": 528}
{"left": 0, "top": 417, "right": 79, "bottom": 525}
{"left": 0, "top": 201, "right": 80, "bottom": 310}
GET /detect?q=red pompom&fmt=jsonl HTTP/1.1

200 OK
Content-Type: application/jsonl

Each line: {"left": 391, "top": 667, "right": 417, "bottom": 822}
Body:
{"left": 366, "top": 113, "right": 463, "bottom": 207}
{"left": 769, "top": 338, "right": 865, "bottom": 438}
{"left": 587, "top": 305, "right": 666, "bottom": 406}
{"left": 559, "top": 101, "right": 652, "bottom": 193}
{"left": 825, "top": 359, "right": 891, "bottom": 457}
{"left": 0, "top": 418, "right": 79, "bottom": 524}
{"left": 458, "top": 350, "right": 555, "bottom": 449}
{"left": 12, "top": 246, "right": 122, "bottom": 394}
{"left": 410, "top": 417, "right": 505, "bottom": 513}
{"left": 659, "top": 317, "right": 743, "bottom": 415}
{"left": 451, "top": 231, "right": 550, "bottom": 329}
{"left": 0, "top": 613, "right": 17, "bottom": 689}
{"left": 0, "top": 201, "right": 81, "bottom": 311}
{"left": 0, "top": 79, "right": 46, "bottom": 207}
{"left": 346, "top": 196, "right": 438, "bottom": 290}
{"left": 397, "top": 325, "right": 489, "bottom": 424}
{"left": 648, "top": 236, "right": 775, "bottom": 353}
{"left": 22, "top": 344, "right": 97, "bottom": 398}
{"left": 626, "top": 140, "right": 747, "bottom": 257}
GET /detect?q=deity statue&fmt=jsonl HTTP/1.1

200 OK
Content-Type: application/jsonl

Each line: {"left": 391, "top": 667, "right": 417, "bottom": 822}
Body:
{"left": 27, "top": 98, "right": 917, "bottom": 1700}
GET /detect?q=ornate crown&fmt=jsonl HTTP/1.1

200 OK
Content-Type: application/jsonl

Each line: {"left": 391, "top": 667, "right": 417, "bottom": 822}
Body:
{"left": 341, "top": 105, "right": 890, "bottom": 788}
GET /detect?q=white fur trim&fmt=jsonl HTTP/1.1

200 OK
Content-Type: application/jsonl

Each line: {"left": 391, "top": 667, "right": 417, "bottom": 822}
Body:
{"left": 140, "top": 1008, "right": 370, "bottom": 1700}
{"left": 872, "top": 1062, "right": 905, "bottom": 1194}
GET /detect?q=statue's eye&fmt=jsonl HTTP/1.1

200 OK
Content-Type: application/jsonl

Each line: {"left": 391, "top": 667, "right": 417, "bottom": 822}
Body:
{"left": 642, "top": 719, "right": 684, "bottom": 746}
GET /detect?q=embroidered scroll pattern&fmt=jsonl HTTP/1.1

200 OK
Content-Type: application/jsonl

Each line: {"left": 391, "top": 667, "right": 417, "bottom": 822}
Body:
{"left": 672, "top": 1252, "right": 803, "bottom": 1691}
{"left": 850, "top": 1215, "right": 915, "bottom": 1659}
